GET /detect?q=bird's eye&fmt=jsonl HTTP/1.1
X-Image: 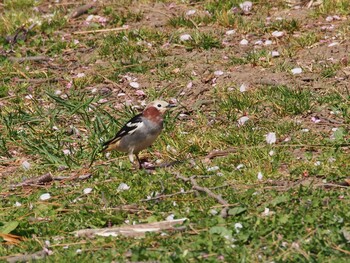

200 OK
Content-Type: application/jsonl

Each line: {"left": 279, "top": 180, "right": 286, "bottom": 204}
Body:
{"left": 157, "top": 104, "right": 162, "bottom": 107}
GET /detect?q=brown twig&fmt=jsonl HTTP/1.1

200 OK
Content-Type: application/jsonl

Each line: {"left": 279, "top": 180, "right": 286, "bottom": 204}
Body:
{"left": 10, "top": 173, "right": 91, "bottom": 188}
{"left": 5, "top": 249, "right": 52, "bottom": 263}
{"left": 73, "top": 218, "right": 187, "bottom": 238}
{"left": 73, "top": 27, "right": 129, "bottom": 35}
{"left": 175, "top": 174, "right": 230, "bottom": 218}
{"left": 8, "top": 56, "right": 51, "bottom": 63}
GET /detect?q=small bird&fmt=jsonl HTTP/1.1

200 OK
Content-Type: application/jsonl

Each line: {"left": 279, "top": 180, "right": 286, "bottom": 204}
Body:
{"left": 102, "top": 100, "right": 175, "bottom": 168}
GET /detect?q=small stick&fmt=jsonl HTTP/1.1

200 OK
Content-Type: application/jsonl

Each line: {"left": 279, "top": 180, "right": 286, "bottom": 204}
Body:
{"left": 73, "top": 27, "right": 129, "bottom": 35}
{"left": 8, "top": 56, "right": 50, "bottom": 63}
{"left": 175, "top": 174, "right": 230, "bottom": 218}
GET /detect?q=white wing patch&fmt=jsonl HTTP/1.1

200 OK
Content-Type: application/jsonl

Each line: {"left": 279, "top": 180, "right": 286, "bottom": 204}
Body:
{"left": 126, "top": 121, "right": 144, "bottom": 135}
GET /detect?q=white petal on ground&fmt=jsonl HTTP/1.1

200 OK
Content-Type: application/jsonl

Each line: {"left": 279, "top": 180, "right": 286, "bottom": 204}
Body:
{"left": 214, "top": 70, "right": 224, "bottom": 76}
{"left": 62, "top": 149, "right": 71, "bottom": 155}
{"left": 314, "top": 161, "right": 321, "bottom": 166}
{"left": 301, "top": 128, "right": 309, "bottom": 132}
{"left": 187, "top": 81, "right": 193, "bottom": 88}
{"left": 22, "top": 160, "right": 31, "bottom": 170}
{"left": 269, "top": 150, "right": 275, "bottom": 156}
{"left": 237, "top": 116, "right": 249, "bottom": 126}
{"left": 311, "top": 117, "right": 321, "bottom": 123}
{"left": 186, "top": 10, "right": 196, "bottom": 16}
{"left": 291, "top": 67, "right": 302, "bottom": 74}
{"left": 257, "top": 172, "right": 263, "bottom": 181}
{"left": 270, "top": 51, "right": 280, "bottom": 57}
{"left": 254, "top": 40, "right": 263, "bottom": 45}
{"left": 180, "top": 34, "right": 192, "bottom": 41}
{"left": 40, "top": 193, "right": 51, "bottom": 201}
{"left": 117, "top": 183, "right": 130, "bottom": 191}
{"left": 207, "top": 166, "right": 220, "bottom": 172}
{"left": 129, "top": 82, "right": 140, "bottom": 89}
{"left": 265, "top": 132, "right": 277, "bottom": 144}
{"left": 83, "top": 188, "right": 93, "bottom": 194}
{"left": 239, "top": 1, "right": 253, "bottom": 12}
{"left": 14, "top": 201, "right": 22, "bottom": 207}
{"left": 325, "top": 16, "right": 333, "bottom": 22}
{"left": 236, "top": 164, "right": 244, "bottom": 170}
{"left": 166, "top": 214, "right": 175, "bottom": 221}
{"left": 264, "top": 40, "right": 273, "bottom": 46}
{"left": 76, "top": 73, "right": 85, "bottom": 78}
{"left": 262, "top": 207, "right": 270, "bottom": 216}
{"left": 234, "top": 223, "right": 243, "bottom": 233}
{"left": 239, "top": 83, "right": 248, "bottom": 92}
{"left": 240, "top": 39, "right": 249, "bottom": 45}
{"left": 272, "top": 31, "right": 284, "bottom": 37}
{"left": 225, "top": 29, "right": 236, "bottom": 35}
{"left": 328, "top": 42, "right": 339, "bottom": 47}
{"left": 210, "top": 209, "right": 218, "bottom": 215}
{"left": 135, "top": 89, "right": 145, "bottom": 96}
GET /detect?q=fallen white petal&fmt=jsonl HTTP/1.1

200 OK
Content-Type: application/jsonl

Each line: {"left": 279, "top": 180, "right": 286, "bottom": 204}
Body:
{"left": 76, "top": 73, "right": 85, "bottom": 78}
{"left": 14, "top": 201, "right": 22, "bottom": 207}
{"left": 257, "top": 172, "right": 263, "bottom": 181}
{"left": 209, "top": 209, "right": 218, "bottom": 215}
{"left": 180, "top": 34, "right": 192, "bottom": 41}
{"left": 186, "top": 10, "right": 196, "bottom": 16}
{"left": 135, "top": 90, "right": 145, "bottom": 96}
{"left": 186, "top": 81, "right": 193, "bottom": 88}
{"left": 291, "top": 67, "right": 302, "bottom": 74}
{"left": 311, "top": 117, "right": 321, "bottom": 123}
{"left": 207, "top": 166, "right": 220, "bottom": 172}
{"left": 328, "top": 42, "right": 339, "bottom": 47}
{"left": 62, "top": 149, "right": 71, "bottom": 155}
{"left": 270, "top": 51, "right": 280, "bottom": 57}
{"left": 83, "top": 188, "right": 93, "bottom": 194}
{"left": 254, "top": 40, "right": 263, "bottom": 45}
{"left": 239, "top": 1, "right": 253, "bottom": 12}
{"left": 214, "top": 70, "right": 224, "bottom": 76}
{"left": 234, "top": 223, "right": 243, "bottom": 233}
{"left": 265, "top": 132, "right": 277, "bottom": 144}
{"left": 54, "top": 89, "right": 62, "bottom": 95}
{"left": 301, "top": 128, "right": 309, "bottom": 132}
{"left": 325, "top": 16, "right": 333, "bottom": 22}
{"left": 166, "top": 214, "right": 175, "bottom": 221}
{"left": 117, "top": 183, "right": 130, "bottom": 191}
{"left": 129, "top": 82, "right": 140, "bottom": 89}
{"left": 264, "top": 40, "right": 272, "bottom": 46}
{"left": 314, "top": 161, "right": 321, "bottom": 166}
{"left": 237, "top": 116, "right": 249, "bottom": 126}
{"left": 22, "top": 160, "right": 31, "bottom": 170}
{"left": 262, "top": 207, "right": 270, "bottom": 216}
{"left": 239, "top": 83, "right": 248, "bottom": 92}
{"left": 225, "top": 29, "right": 236, "bottom": 35}
{"left": 240, "top": 39, "right": 249, "bottom": 45}
{"left": 269, "top": 150, "right": 275, "bottom": 156}
{"left": 272, "top": 31, "right": 284, "bottom": 37}
{"left": 40, "top": 193, "right": 51, "bottom": 201}
{"left": 236, "top": 164, "right": 244, "bottom": 170}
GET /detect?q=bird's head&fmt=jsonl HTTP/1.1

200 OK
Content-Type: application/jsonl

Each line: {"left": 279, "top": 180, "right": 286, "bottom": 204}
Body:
{"left": 143, "top": 100, "right": 176, "bottom": 121}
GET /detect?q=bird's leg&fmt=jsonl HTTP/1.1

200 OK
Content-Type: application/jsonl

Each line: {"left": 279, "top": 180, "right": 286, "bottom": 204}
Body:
{"left": 135, "top": 153, "right": 143, "bottom": 169}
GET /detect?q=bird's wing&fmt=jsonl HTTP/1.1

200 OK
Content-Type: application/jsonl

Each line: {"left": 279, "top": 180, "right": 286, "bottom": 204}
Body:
{"left": 102, "top": 114, "right": 143, "bottom": 151}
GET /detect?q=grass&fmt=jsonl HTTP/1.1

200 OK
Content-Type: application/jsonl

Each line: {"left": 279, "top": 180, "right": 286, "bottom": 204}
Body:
{"left": 1, "top": 0, "right": 350, "bottom": 262}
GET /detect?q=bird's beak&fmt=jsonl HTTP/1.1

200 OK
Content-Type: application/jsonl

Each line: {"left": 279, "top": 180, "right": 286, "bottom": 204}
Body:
{"left": 167, "top": 104, "right": 177, "bottom": 108}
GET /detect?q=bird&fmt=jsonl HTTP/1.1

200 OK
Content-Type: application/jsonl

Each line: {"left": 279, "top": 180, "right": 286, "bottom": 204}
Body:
{"left": 101, "top": 100, "right": 175, "bottom": 168}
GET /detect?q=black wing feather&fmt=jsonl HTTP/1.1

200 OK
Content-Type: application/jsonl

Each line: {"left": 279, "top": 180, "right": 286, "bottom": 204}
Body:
{"left": 102, "top": 113, "right": 143, "bottom": 148}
